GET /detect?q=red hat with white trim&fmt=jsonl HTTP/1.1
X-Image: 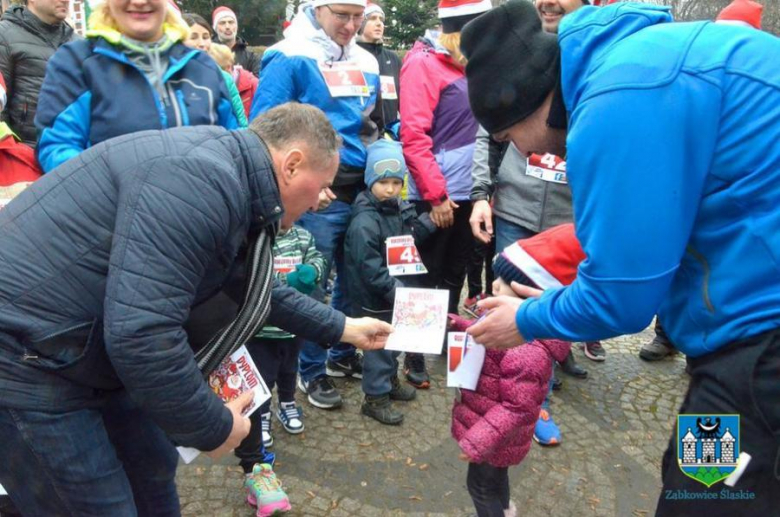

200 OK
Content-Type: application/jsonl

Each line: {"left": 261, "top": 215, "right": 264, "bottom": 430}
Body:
{"left": 311, "top": 0, "right": 367, "bottom": 8}
{"left": 716, "top": 0, "right": 763, "bottom": 29}
{"left": 438, "top": 0, "right": 492, "bottom": 33}
{"left": 212, "top": 6, "right": 238, "bottom": 30}
{"left": 492, "top": 223, "right": 585, "bottom": 289}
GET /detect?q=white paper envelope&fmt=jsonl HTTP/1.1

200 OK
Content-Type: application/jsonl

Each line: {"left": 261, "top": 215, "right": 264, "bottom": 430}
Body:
{"left": 447, "top": 333, "right": 486, "bottom": 390}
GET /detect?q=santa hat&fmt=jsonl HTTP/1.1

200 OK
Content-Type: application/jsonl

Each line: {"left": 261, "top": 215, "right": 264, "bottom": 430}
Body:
{"left": 716, "top": 0, "right": 763, "bottom": 29}
{"left": 311, "top": 0, "right": 367, "bottom": 8}
{"left": 492, "top": 224, "right": 585, "bottom": 290}
{"left": 438, "top": 0, "right": 492, "bottom": 34}
{"left": 0, "top": 74, "right": 6, "bottom": 113}
{"left": 212, "top": 6, "right": 238, "bottom": 30}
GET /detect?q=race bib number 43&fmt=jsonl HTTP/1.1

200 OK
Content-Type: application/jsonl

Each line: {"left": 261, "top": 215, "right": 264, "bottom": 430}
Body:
{"left": 386, "top": 235, "right": 427, "bottom": 276}
{"left": 319, "top": 62, "right": 370, "bottom": 97}
{"left": 526, "top": 153, "right": 568, "bottom": 184}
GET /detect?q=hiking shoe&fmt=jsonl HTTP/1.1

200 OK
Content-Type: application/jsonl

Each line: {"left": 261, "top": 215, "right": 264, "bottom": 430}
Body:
{"left": 463, "top": 293, "right": 490, "bottom": 318}
{"left": 297, "top": 376, "right": 342, "bottom": 409}
{"left": 260, "top": 412, "right": 273, "bottom": 448}
{"left": 403, "top": 353, "right": 430, "bottom": 389}
{"left": 326, "top": 354, "right": 363, "bottom": 379}
{"left": 533, "top": 408, "right": 561, "bottom": 446}
{"left": 390, "top": 376, "right": 417, "bottom": 401}
{"left": 361, "top": 394, "right": 404, "bottom": 425}
{"left": 244, "top": 463, "right": 291, "bottom": 516}
{"left": 639, "top": 337, "right": 676, "bottom": 361}
{"left": 582, "top": 341, "right": 606, "bottom": 362}
{"left": 275, "top": 401, "right": 304, "bottom": 434}
{"left": 559, "top": 350, "right": 588, "bottom": 379}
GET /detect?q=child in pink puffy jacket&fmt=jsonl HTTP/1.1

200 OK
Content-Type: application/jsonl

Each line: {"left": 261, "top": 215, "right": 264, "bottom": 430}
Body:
{"left": 451, "top": 224, "right": 583, "bottom": 516}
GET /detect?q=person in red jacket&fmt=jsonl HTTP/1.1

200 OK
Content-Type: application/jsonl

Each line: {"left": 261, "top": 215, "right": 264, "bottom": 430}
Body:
{"left": 0, "top": 74, "right": 42, "bottom": 210}
{"left": 451, "top": 223, "right": 581, "bottom": 516}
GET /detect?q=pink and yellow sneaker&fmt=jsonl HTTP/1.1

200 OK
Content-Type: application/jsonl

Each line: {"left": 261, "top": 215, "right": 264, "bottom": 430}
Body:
{"left": 244, "top": 463, "right": 291, "bottom": 516}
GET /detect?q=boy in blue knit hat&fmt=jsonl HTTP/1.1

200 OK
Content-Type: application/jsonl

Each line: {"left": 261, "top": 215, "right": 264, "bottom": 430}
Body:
{"left": 344, "top": 140, "right": 438, "bottom": 425}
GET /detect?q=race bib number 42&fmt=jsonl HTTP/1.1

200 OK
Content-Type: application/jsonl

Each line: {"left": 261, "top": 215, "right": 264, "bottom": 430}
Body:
{"left": 319, "top": 62, "right": 370, "bottom": 97}
{"left": 526, "top": 153, "right": 567, "bottom": 184}
{"left": 386, "top": 235, "right": 427, "bottom": 276}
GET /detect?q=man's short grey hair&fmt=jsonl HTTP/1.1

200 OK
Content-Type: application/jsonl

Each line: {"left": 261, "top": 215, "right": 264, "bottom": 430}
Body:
{"left": 250, "top": 103, "right": 342, "bottom": 163}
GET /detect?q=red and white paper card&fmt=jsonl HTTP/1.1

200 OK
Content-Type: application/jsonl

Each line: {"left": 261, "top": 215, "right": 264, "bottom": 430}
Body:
{"left": 386, "top": 235, "right": 427, "bottom": 276}
{"left": 447, "top": 332, "right": 485, "bottom": 390}
{"left": 273, "top": 255, "right": 302, "bottom": 274}
{"left": 319, "top": 62, "right": 370, "bottom": 97}
{"left": 177, "top": 345, "right": 270, "bottom": 463}
{"left": 385, "top": 288, "right": 448, "bottom": 354}
{"left": 526, "top": 153, "right": 568, "bottom": 184}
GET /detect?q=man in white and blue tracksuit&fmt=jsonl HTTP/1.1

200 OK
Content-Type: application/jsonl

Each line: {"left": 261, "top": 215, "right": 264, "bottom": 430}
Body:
{"left": 250, "top": 0, "right": 382, "bottom": 410}
{"left": 461, "top": 2, "right": 780, "bottom": 514}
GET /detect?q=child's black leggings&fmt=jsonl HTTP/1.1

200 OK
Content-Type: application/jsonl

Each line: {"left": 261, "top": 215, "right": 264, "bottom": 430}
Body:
{"left": 467, "top": 462, "right": 510, "bottom": 517}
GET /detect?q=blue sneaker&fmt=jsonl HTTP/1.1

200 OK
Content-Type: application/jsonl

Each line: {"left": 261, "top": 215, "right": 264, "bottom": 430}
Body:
{"left": 533, "top": 407, "right": 561, "bottom": 446}
{"left": 275, "top": 401, "right": 304, "bottom": 434}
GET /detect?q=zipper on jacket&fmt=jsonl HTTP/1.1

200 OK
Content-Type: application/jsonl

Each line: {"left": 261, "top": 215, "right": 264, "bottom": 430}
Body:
{"left": 686, "top": 245, "right": 715, "bottom": 313}
{"left": 167, "top": 84, "right": 183, "bottom": 126}
{"left": 175, "top": 89, "right": 190, "bottom": 126}
{"left": 33, "top": 321, "right": 93, "bottom": 343}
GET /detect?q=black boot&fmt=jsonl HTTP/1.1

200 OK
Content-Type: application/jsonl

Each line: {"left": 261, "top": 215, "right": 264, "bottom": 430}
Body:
{"left": 559, "top": 350, "right": 588, "bottom": 379}
{"left": 361, "top": 394, "right": 404, "bottom": 425}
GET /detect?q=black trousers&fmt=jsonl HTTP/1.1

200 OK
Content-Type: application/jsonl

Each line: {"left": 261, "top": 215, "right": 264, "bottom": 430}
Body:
{"left": 234, "top": 336, "right": 302, "bottom": 473}
{"left": 467, "top": 462, "right": 510, "bottom": 517}
{"left": 467, "top": 231, "right": 496, "bottom": 298}
{"left": 655, "top": 328, "right": 780, "bottom": 515}
{"left": 413, "top": 201, "right": 473, "bottom": 314}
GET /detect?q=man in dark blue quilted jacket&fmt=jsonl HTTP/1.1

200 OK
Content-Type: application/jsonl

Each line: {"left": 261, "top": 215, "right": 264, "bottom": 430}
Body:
{"left": 0, "top": 103, "right": 392, "bottom": 515}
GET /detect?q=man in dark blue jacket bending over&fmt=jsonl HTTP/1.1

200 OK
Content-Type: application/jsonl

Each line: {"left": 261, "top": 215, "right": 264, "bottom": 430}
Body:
{"left": 0, "top": 103, "right": 392, "bottom": 515}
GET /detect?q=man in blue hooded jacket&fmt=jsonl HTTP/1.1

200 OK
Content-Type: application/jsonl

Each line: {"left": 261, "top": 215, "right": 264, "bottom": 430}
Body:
{"left": 461, "top": 1, "right": 780, "bottom": 513}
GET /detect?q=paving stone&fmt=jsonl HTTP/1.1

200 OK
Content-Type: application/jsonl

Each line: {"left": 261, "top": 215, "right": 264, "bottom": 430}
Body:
{"left": 176, "top": 322, "right": 688, "bottom": 516}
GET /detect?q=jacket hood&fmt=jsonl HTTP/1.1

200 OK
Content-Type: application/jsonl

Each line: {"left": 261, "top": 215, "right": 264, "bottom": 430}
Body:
{"left": 352, "top": 190, "right": 400, "bottom": 217}
{"left": 407, "top": 32, "right": 460, "bottom": 70}
{"left": 3, "top": 5, "right": 74, "bottom": 43}
{"left": 285, "top": 4, "right": 360, "bottom": 61}
{"left": 558, "top": 3, "right": 673, "bottom": 111}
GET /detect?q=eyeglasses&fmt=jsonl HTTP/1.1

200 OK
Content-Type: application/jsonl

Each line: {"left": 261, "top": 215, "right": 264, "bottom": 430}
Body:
{"left": 325, "top": 5, "right": 364, "bottom": 24}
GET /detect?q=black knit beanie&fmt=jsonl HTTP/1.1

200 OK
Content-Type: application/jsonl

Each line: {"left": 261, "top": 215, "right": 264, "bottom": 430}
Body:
{"left": 460, "top": 0, "right": 561, "bottom": 134}
{"left": 492, "top": 253, "right": 538, "bottom": 289}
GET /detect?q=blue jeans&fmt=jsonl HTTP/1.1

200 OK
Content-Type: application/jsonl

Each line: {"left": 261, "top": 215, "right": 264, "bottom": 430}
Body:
{"left": 296, "top": 201, "right": 356, "bottom": 382}
{"left": 0, "top": 391, "right": 180, "bottom": 516}
{"left": 494, "top": 217, "right": 537, "bottom": 254}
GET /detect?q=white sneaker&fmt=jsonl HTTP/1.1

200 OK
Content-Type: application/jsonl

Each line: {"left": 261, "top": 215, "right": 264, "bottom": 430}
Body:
{"left": 260, "top": 412, "right": 273, "bottom": 448}
{"left": 275, "top": 401, "right": 304, "bottom": 434}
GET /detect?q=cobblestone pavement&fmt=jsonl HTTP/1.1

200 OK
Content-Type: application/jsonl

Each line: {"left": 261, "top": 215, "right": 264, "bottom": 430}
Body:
{"left": 177, "top": 323, "right": 689, "bottom": 517}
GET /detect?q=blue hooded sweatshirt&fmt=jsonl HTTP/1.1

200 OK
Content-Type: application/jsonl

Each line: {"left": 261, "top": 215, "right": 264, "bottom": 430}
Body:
{"left": 516, "top": 4, "right": 780, "bottom": 357}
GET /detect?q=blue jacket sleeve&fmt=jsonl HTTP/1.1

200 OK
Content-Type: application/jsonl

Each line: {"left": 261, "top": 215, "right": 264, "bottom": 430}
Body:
{"left": 249, "top": 50, "right": 298, "bottom": 121}
{"left": 516, "top": 81, "right": 719, "bottom": 342}
{"left": 103, "top": 156, "right": 239, "bottom": 451}
{"left": 35, "top": 43, "right": 92, "bottom": 173}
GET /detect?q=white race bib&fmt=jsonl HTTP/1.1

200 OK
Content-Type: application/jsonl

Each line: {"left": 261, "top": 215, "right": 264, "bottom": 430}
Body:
{"left": 319, "top": 62, "right": 370, "bottom": 97}
{"left": 380, "top": 75, "right": 398, "bottom": 100}
{"left": 386, "top": 235, "right": 427, "bottom": 276}
{"left": 526, "top": 153, "right": 568, "bottom": 184}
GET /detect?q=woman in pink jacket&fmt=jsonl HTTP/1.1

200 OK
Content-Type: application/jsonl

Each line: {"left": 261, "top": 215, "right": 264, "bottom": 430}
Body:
{"left": 399, "top": 0, "right": 492, "bottom": 387}
{"left": 452, "top": 224, "right": 584, "bottom": 516}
